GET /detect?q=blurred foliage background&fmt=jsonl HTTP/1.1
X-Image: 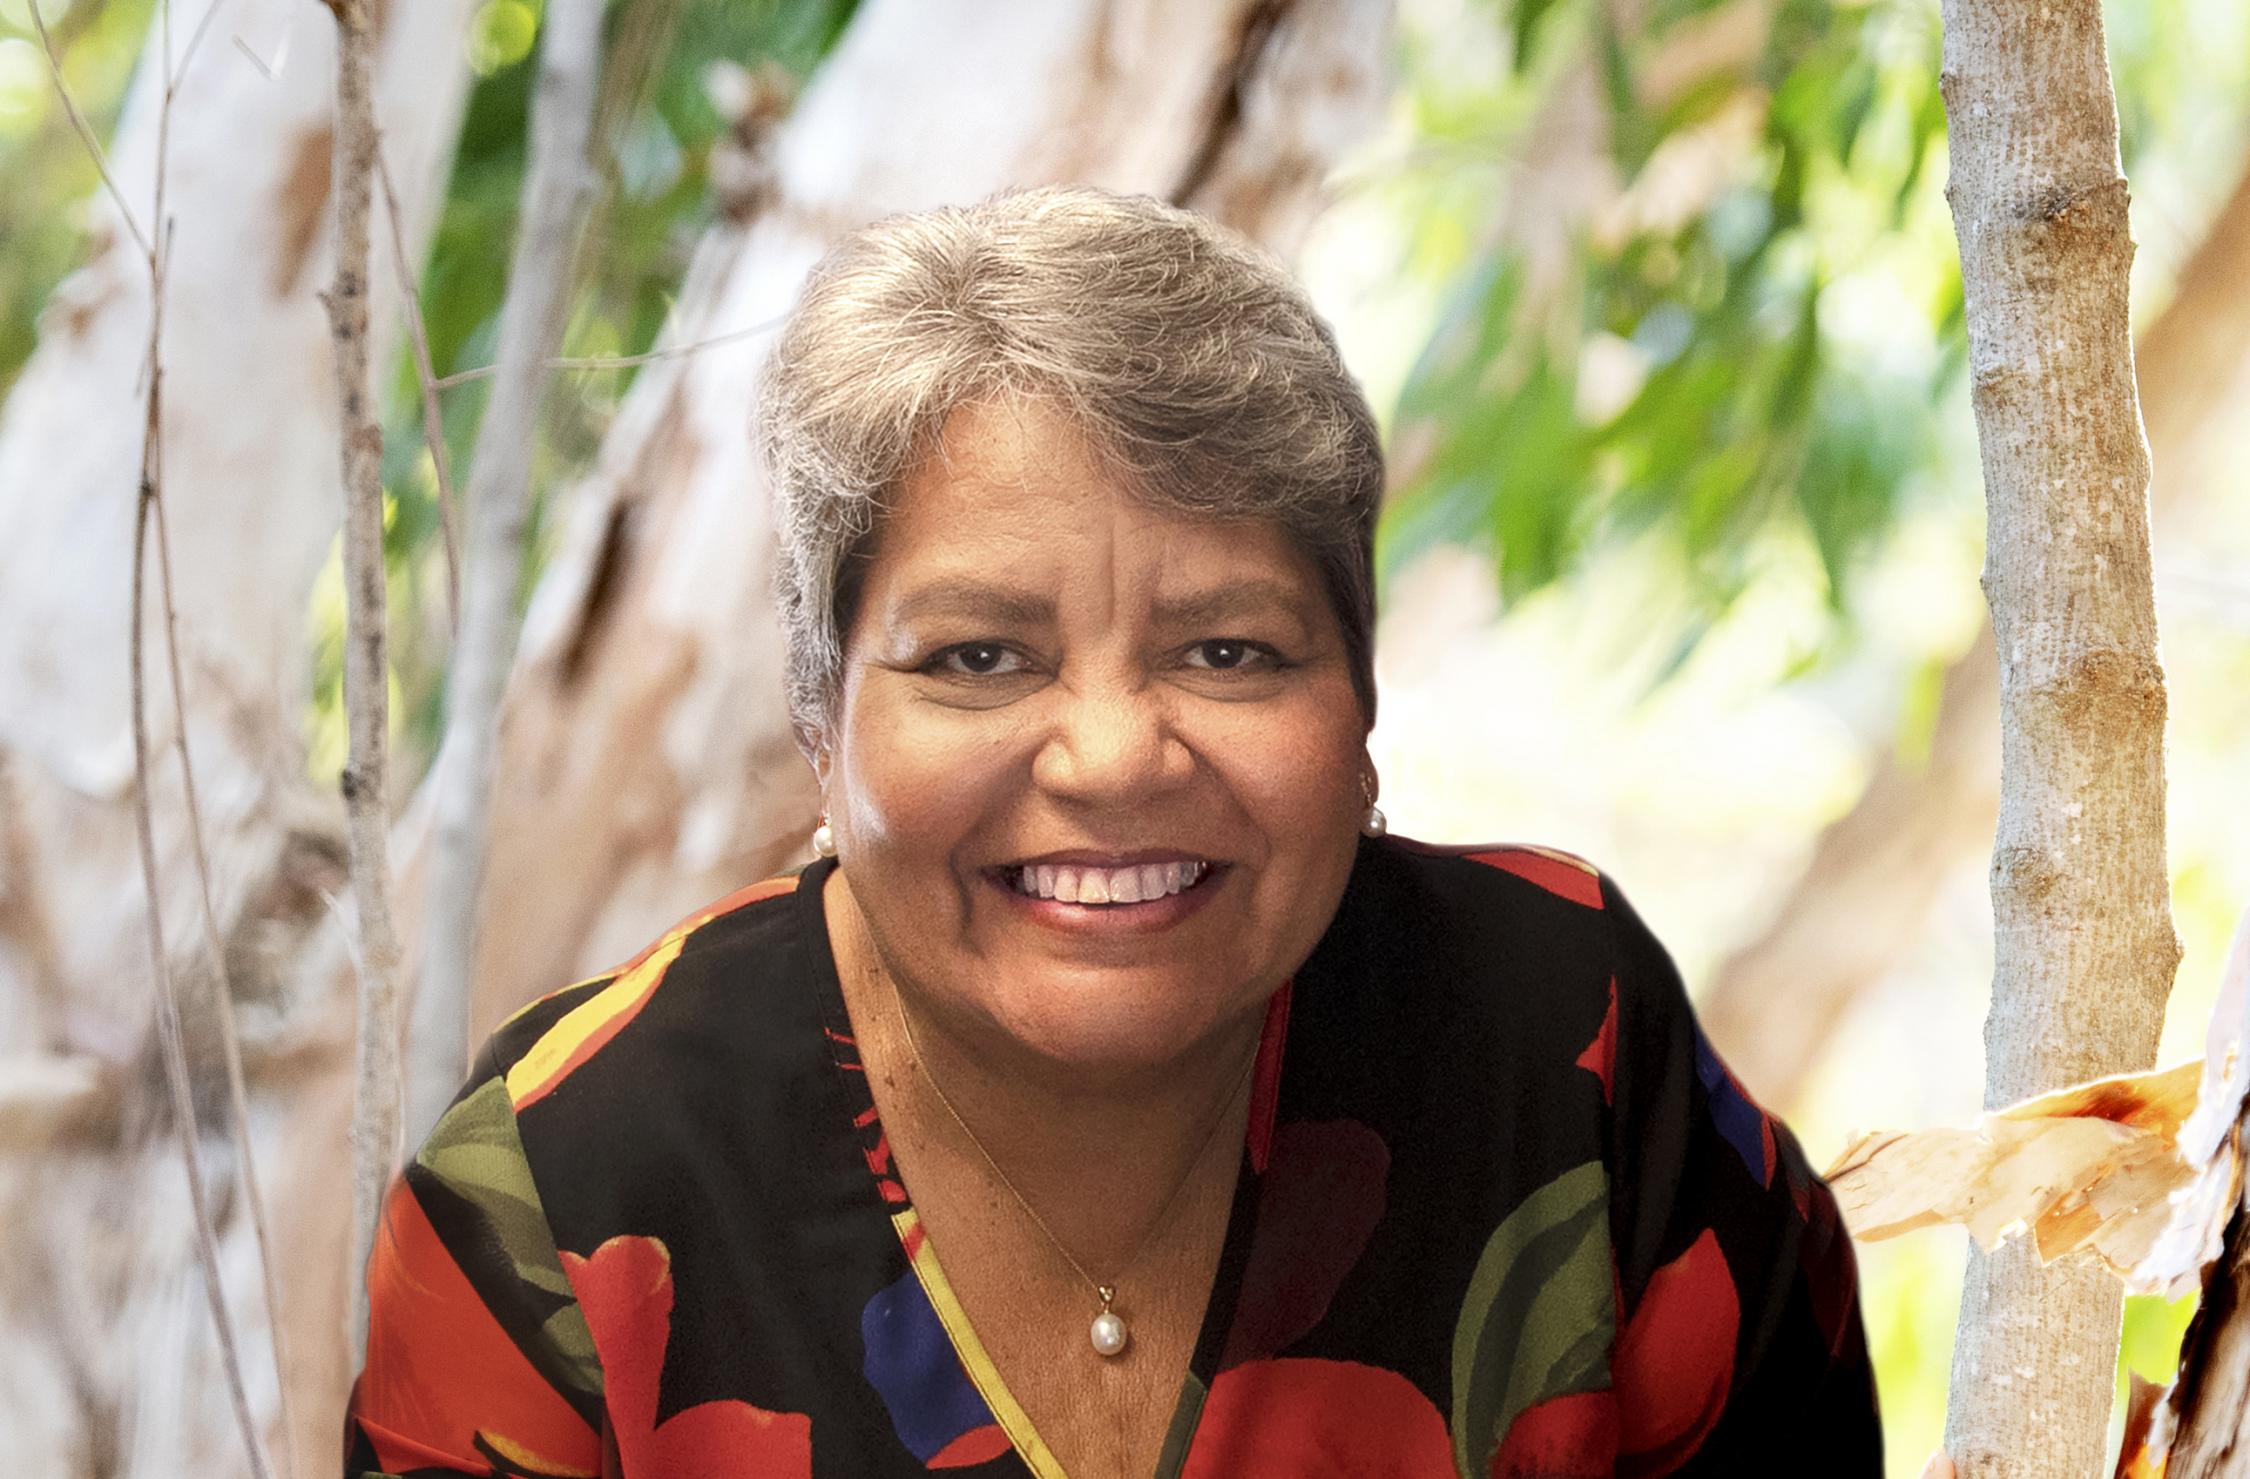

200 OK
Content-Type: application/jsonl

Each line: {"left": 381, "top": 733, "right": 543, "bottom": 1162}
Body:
{"left": 3, "top": 0, "right": 2245, "bottom": 1470}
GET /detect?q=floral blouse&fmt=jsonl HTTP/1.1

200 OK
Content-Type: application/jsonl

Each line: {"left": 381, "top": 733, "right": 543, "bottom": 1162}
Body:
{"left": 345, "top": 838, "right": 1880, "bottom": 1477}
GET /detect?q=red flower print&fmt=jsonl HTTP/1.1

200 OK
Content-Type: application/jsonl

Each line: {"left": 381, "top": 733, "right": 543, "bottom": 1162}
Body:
{"left": 1797, "top": 1180, "right": 1860, "bottom": 1363}
{"left": 1575, "top": 980, "right": 1618, "bottom": 1106}
{"left": 560, "top": 1235, "right": 812, "bottom": 1478}
{"left": 1182, "top": 1359, "right": 1454, "bottom": 1477}
{"left": 1613, "top": 1229, "right": 1738, "bottom": 1478}
{"left": 351, "top": 1180, "right": 599, "bottom": 1477}
{"left": 1221, "top": 1119, "right": 1391, "bottom": 1368}
{"left": 1492, "top": 1389, "right": 1620, "bottom": 1478}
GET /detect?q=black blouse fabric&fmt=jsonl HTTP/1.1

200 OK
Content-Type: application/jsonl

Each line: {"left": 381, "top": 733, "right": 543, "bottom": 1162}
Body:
{"left": 346, "top": 837, "right": 1881, "bottom": 1477}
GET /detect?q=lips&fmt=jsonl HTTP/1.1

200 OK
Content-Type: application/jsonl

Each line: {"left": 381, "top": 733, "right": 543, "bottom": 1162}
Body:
{"left": 1000, "top": 859, "right": 1217, "bottom": 906}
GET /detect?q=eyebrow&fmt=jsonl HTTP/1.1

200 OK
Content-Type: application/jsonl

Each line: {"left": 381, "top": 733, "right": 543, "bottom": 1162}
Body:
{"left": 886, "top": 578, "right": 1057, "bottom": 630}
{"left": 880, "top": 575, "right": 1320, "bottom": 636}
{"left": 1150, "top": 579, "right": 1319, "bottom": 635}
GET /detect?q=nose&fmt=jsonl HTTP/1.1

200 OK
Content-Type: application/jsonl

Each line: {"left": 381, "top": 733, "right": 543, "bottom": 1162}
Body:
{"left": 1031, "top": 679, "right": 1192, "bottom": 807}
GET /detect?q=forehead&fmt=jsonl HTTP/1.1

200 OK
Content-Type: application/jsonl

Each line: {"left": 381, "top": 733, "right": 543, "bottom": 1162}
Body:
{"left": 861, "top": 397, "right": 1325, "bottom": 614}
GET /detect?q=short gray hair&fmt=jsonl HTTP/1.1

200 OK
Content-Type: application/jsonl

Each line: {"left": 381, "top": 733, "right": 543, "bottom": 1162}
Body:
{"left": 758, "top": 184, "right": 1383, "bottom": 755}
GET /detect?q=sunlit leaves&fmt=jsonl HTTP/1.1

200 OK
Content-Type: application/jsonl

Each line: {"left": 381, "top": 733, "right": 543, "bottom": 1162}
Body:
{"left": 469, "top": 0, "right": 541, "bottom": 76}
{"left": 1383, "top": 0, "right": 1957, "bottom": 646}
{"left": 352, "top": 0, "right": 860, "bottom": 767}
{"left": 0, "top": 36, "right": 47, "bottom": 138}
{"left": 0, "top": 0, "right": 156, "bottom": 397}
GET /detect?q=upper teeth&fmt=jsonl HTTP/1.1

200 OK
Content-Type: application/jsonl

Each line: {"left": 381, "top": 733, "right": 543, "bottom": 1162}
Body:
{"left": 1015, "top": 861, "right": 1209, "bottom": 903}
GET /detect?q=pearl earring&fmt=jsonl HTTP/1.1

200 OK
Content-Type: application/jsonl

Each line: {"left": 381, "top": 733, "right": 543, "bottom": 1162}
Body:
{"left": 1360, "top": 775, "right": 1386, "bottom": 838}
{"left": 812, "top": 813, "right": 837, "bottom": 858}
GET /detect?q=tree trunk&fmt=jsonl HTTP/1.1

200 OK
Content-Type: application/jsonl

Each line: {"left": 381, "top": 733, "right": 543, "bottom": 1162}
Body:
{"left": 1700, "top": 153, "right": 2250, "bottom": 1112}
{"left": 0, "top": 0, "right": 478, "bottom": 1470}
{"left": 1936, "top": 4, "right": 2181, "bottom": 1475}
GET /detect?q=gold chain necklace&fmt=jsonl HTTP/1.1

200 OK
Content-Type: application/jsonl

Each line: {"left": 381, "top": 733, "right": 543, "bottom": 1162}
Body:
{"left": 887, "top": 973, "right": 1258, "bottom": 1360}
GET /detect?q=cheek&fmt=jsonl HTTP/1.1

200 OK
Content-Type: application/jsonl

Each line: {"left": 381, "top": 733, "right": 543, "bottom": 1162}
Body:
{"left": 835, "top": 691, "right": 1021, "bottom": 877}
{"left": 1198, "top": 696, "right": 1366, "bottom": 865}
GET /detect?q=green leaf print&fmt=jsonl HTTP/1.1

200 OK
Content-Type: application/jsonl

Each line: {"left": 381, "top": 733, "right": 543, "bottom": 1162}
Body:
{"left": 1451, "top": 1161, "right": 1615, "bottom": 1477}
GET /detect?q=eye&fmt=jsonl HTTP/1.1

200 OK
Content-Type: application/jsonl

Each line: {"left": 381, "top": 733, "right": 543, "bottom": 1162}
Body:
{"left": 1183, "top": 639, "right": 1277, "bottom": 672}
{"left": 926, "top": 641, "right": 1028, "bottom": 677}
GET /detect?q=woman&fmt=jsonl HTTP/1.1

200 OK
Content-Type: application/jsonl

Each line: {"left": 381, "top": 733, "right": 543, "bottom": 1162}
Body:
{"left": 347, "top": 186, "right": 1879, "bottom": 1478}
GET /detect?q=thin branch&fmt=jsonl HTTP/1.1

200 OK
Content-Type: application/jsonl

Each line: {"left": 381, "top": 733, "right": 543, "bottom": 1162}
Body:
{"left": 425, "top": 316, "right": 786, "bottom": 392}
{"left": 230, "top": 31, "right": 275, "bottom": 79}
{"left": 130, "top": 355, "right": 273, "bottom": 1479}
{"left": 374, "top": 140, "right": 461, "bottom": 635}
{"left": 147, "top": 489, "right": 301, "bottom": 1479}
{"left": 320, "top": 0, "right": 406, "bottom": 1366}
{"left": 26, "top": 0, "right": 153, "bottom": 262}
{"left": 172, "top": 0, "right": 234, "bottom": 94}
{"left": 407, "top": 0, "right": 607, "bottom": 1147}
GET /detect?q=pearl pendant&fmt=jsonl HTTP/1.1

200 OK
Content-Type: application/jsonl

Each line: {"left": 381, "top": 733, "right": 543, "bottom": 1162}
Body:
{"left": 1090, "top": 1287, "right": 1128, "bottom": 1357}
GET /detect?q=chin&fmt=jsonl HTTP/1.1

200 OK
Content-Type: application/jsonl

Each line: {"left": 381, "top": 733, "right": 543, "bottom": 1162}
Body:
{"left": 980, "top": 963, "right": 1262, "bottom": 1080}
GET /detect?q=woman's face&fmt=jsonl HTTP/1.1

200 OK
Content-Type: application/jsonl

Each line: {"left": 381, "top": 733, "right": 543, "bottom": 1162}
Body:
{"left": 823, "top": 397, "right": 1369, "bottom": 1078}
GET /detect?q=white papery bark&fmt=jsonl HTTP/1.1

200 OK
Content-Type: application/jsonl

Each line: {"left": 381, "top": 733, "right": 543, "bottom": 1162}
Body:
{"left": 0, "top": 1, "right": 477, "bottom": 1471}
{"left": 1936, "top": 2, "right": 2180, "bottom": 1474}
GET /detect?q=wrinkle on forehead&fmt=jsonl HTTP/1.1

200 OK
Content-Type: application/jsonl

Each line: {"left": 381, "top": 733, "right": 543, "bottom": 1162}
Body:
{"left": 902, "top": 399, "right": 1136, "bottom": 621}
{"left": 870, "top": 394, "right": 1330, "bottom": 650}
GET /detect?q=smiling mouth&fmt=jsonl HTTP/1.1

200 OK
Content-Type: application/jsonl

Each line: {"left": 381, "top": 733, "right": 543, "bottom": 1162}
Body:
{"left": 999, "top": 860, "right": 1217, "bottom": 906}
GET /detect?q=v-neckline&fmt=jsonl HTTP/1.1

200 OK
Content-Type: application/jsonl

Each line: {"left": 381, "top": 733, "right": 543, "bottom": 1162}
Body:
{"left": 796, "top": 859, "right": 1289, "bottom": 1478}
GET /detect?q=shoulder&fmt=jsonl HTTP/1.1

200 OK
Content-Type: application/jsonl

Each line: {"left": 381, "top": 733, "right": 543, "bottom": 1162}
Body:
{"left": 472, "top": 866, "right": 843, "bottom": 1251}
{"left": 1373, "top": 835, "right": 1685, "bottom": 988}
{"left": 484, "top": 869, "right": 812, "bottom": 1114}
{"left": 1383, "top": 837, "right": 1611, "bottom": 912}
{"left": 1317, "top": 837, "right": 1697, "bottom": 1094}
{"left": 1297, "top": 838, "right": 1650, "bottom": 1095}
{"left": 1336, "top": 835, "right": 1648, "bottom": 986}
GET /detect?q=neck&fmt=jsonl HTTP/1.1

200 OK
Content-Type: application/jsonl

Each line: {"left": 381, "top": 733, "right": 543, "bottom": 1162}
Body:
{"left": 823, "top": 866, "right": 1263, "bottom": 1276}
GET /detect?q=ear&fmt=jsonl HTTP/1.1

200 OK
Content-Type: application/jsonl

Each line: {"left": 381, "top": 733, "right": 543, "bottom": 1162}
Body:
{"left": 795, "top": 719, "right": 834, "bottom": 795}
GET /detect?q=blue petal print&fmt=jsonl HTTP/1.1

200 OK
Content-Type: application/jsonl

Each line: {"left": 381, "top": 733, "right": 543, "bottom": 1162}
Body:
{"left": 1694, "top": 1029, "right": 1773, "bottom": 1187}
{"left": 861, "top": 1268, "right": 1002, "bottom": 1465}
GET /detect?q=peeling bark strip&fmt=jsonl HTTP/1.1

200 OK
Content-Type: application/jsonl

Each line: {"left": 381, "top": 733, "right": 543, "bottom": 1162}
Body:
{"left": 1936, "top": 2, "right": 2180, "bottom": 1475}
{"left": 2165, "top": 1168, "right": 2250, "bottom": 1472}
{"left": 321, "top": 0, "right": 407, "bottom": 1366}
{"left": 274, "top": 127, "right": 337, "bottom": 297}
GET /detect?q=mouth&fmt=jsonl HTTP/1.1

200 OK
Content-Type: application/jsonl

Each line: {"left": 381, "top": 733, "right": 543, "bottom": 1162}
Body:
{"left": 997, "top": 858, "right": 1221, "bottom": 907}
